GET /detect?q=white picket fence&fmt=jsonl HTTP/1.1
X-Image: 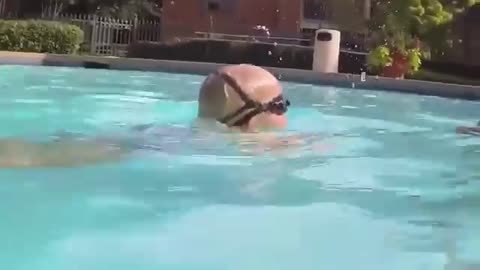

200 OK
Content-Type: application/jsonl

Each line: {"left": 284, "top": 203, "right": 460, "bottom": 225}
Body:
{"left": 53, "top": 14, "right": 162, "bottom": 56}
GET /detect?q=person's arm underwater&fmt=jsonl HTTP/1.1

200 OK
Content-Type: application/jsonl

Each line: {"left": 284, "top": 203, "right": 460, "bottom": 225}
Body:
{"left": 456, "top": 121, "right": 480, "bottom": 136}
{"left": 456, "top": 126, "right": 480, "bottom": 136}
{"left": 0, "top": 138, "right": 129, "bottom": 169}
{"left": 224, "top": 131, "right": 334, "bottom": 154}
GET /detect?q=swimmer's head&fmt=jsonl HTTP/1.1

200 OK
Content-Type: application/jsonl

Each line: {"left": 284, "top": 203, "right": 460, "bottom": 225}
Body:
{"left": 197, "top": 64, "right": 289, "bottom": 131}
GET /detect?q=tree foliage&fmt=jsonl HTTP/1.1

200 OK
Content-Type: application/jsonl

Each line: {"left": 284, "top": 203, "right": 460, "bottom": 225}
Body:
{"left": 371, "top": 0, "right": 454, "bottom": 35}
{"left": 23, "top": 0, "right": 162, "bottom": 19}
{"left": 82, "top": 0, "right": 162, "bottom": 19}
{"left": 369, "top": 0, "right": 479, "bottom": 57}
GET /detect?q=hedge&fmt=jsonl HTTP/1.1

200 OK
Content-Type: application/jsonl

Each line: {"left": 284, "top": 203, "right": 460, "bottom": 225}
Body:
{"left": 0, "top": 20, "right": 84, "bottom": 54}
{"left": 127, "top": 39, "right": 368, "bottom": 74}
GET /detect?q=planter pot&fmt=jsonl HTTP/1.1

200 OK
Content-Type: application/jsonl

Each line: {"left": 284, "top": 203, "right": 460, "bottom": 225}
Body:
{"left": 381, "top": 52, "right": 409, "bottom": 79}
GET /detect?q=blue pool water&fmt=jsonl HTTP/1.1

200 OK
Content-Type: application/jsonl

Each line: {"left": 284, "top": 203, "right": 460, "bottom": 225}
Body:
{"left": 0, "top": 65, "right": 479, "bottom": 270}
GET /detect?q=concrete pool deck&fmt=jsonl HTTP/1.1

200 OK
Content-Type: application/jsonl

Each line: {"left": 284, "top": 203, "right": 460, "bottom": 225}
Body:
{"left": 1, "top": 51, "right": 480, "bottom": 100}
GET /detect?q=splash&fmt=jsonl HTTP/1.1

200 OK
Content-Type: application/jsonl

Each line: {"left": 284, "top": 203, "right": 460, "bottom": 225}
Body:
{"left": 252, "top": 25, "right": 271, "bottom": 37}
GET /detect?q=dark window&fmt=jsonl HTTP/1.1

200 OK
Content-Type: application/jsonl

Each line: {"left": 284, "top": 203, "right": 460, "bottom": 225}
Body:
{"left": 303, "top": 0, "right": 330, "bottom": 20}
{"left": 207, "top": 1, "right": 220, "bottom": 11}
{"left": 202, "top": 0, "right": 237, "bottom": 16}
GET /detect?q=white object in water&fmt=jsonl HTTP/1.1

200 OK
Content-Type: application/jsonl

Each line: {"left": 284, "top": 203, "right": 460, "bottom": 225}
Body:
{"left": 361, "top": 72, "right": 366, "bottom": 82}
{"left": 312, "top": 29, "right": 341, "bottom": 73}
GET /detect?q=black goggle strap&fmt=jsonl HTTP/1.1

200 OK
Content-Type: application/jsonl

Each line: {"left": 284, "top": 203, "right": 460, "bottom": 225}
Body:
{"left": 216, "top": 72, "right": 254, "bottom": 105}
{"left": 216, "top": 72, "right": 260, "bottom": 124}
{"left": 230, "top": 106, "right": 263, "bottom": 127}
{"left": 228, "top": 95, "right": 289, "bottom": 127}
{"left": 220, "top": 102, "right": 256, "bottom": 124}
{"left": 215, "top": 71, "right": 290, "bottom": 126}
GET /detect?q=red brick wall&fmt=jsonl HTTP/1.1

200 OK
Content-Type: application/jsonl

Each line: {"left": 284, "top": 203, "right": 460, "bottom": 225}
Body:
{"left": 1, "top": 0, "right": 21, "bottom": 16}
{"left": 161, "top": 0, "right": 302, "bottom": 40}
{"left": 464, "top": 4, "right": 480, "bottom": 66}
{"left": 0, "top": 0, "right": 10, "bottom": 15}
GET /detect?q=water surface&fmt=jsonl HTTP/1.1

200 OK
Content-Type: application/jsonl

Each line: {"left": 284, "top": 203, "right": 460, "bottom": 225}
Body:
{"left": 0, "top": 65, "right": 479, "bottom": 270}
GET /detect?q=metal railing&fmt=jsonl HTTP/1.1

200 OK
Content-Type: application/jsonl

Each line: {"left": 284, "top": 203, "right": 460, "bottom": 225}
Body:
{"left": 45, "top": 14, "right": 162, "bottom": 56}
{"left": 194, "top": 31, "right": 369, "bottom": 53}
{"left": 194, "top": 32, "right": 312, "bottom": 46}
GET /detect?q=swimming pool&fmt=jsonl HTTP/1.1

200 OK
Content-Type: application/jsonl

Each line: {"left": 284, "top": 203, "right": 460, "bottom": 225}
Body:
{"left": 0, "top": 64, "right": 479, "bottom": 270}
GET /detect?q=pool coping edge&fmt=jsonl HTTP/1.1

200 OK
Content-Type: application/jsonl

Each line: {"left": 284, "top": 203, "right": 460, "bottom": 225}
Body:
{"left": 1, "top": 51, "right": 480, "bottom": 100}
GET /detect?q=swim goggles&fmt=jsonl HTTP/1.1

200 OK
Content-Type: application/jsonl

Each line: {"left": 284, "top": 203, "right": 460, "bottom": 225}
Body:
{"left": 215, "top": 72, "right": 290, "bottom": 127}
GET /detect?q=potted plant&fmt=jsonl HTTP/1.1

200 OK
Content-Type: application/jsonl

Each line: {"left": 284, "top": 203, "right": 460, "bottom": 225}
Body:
{"left": 367, "top": 26, "right": 426, "bottom": 79}
{"left": 367, "top": 13, "right": 428, "bottom": 79}
{"left": 367, "top": 44, "right": 423, "bottom": 79}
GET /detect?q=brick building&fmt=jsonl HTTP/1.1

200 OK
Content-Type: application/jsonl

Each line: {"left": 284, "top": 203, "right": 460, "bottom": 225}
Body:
{"left": 161, "top": 0, "right": 302, "bottom": 40}
{"left": 161, "top": 0, "right": 372, "bottom": 41}
{"left": 0, "top": 0, "right": 10, "bottom": 16}
{"left": 0, "top": 0, "right": 43, "bottom": 17}
{"left": 464, "top": 4, "right": 480, "bottom": 66}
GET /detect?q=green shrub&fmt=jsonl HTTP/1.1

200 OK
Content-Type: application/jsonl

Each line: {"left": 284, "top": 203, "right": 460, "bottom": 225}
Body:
{"left": 0, "top": 20, "right": 84, "bottom": 54}
{"left": 367, "top": 45, "right": 393, "bottom": 73}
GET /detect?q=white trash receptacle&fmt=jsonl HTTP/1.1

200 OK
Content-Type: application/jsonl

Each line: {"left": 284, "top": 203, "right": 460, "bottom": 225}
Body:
{"left": 312, "top": 29, "right": 341, "bottom": 73}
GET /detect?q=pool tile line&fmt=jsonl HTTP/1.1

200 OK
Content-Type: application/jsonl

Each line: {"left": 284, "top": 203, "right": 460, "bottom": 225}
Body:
{"left": 1, "top": 51, "right": 479, "bottom": 101}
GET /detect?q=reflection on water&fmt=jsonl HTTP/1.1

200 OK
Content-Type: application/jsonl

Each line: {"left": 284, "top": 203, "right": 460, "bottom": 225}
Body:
{"left": 0, "top": 65, "right": 479, "bottom": 270}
